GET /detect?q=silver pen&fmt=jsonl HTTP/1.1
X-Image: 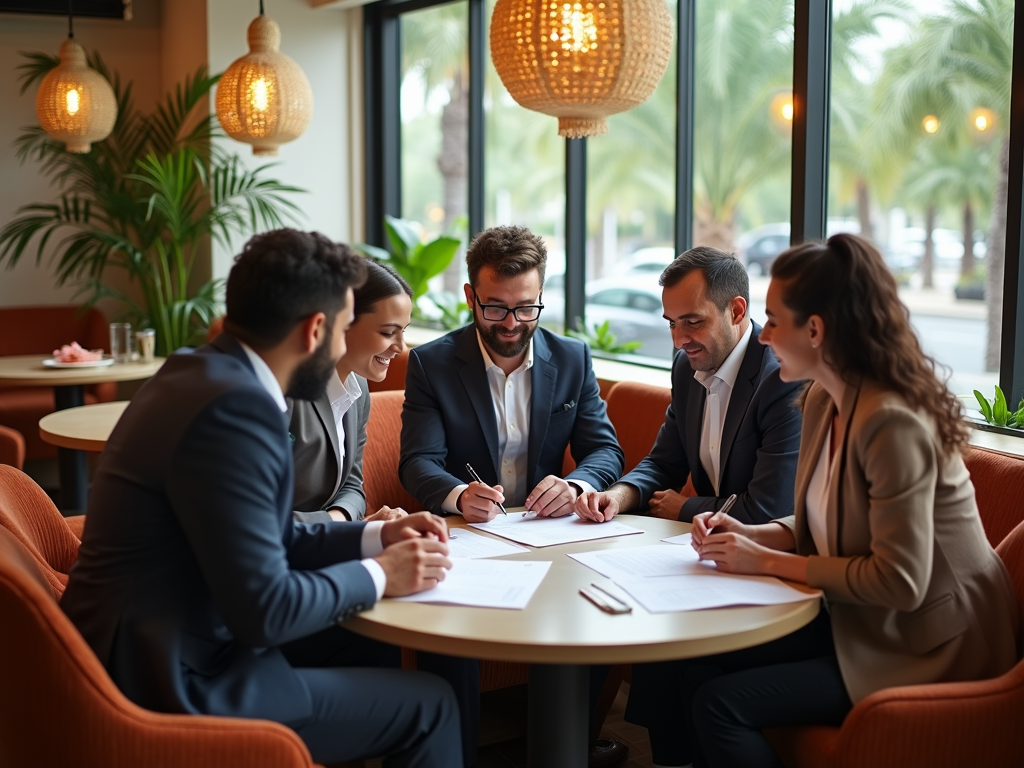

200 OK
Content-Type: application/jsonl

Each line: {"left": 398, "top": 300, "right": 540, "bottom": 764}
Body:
{"left": 710, "top": 493, "right": 739, "bottom": 531}
{"left": 465, "top": 463, "right": 507, "bottom": 515}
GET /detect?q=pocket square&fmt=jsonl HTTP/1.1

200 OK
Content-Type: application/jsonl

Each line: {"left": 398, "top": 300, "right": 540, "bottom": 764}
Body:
{"left": 559, "top": 400, "right": 576, "bottom": 412}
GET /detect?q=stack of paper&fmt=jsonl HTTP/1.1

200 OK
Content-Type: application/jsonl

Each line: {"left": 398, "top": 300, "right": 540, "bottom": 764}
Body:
{"left": 570, "top": 543, "right": 821, "bottom": 614}
{"left": 393, "top": 558, "right": 551, "bottom": 609}
{"left": 446, "top": 529, "right": 529, "bottom": 559}
{"left": 469, "top": 511, "right": 642, "bottom": 548}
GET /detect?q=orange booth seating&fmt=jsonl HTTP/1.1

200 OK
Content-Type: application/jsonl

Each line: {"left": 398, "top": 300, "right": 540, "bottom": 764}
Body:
{"left": 0, "top": 306, "right": 117, "bottom": 461}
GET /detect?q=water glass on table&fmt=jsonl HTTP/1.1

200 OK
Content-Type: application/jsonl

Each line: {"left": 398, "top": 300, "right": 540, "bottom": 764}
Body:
{"left": 135, "top": 329, "right": 156, "bottom": 363}
{"left": 109, "top": 322, "right": 132, "bottom": 363}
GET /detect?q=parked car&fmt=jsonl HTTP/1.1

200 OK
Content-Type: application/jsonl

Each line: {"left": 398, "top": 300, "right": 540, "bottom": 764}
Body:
{"left": 737, "top": 219, "right": 860, "bottom": 276}
{"left": 611, "top": 246, "right": 677, "bottom": 278}
{"left": 885, "top": 228, "right": 986, "bottom": 272}
{"left": 541, "top": 273, "right": 674, "bottom": 360}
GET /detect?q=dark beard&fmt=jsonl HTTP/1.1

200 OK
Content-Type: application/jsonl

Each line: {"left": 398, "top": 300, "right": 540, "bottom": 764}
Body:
{"left": 475, "top": 315, "right": 537, "bottom": 360}
{"left": 286, "top": 334, "right": 337, "bottom": 401}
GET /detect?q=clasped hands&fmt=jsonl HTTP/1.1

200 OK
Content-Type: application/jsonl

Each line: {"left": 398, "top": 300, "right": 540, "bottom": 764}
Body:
{"left": 457, "top": 475, "right": 579, "bottom": 522}
{"left": 374, "top": 513, "right": 452, "bottom": 597}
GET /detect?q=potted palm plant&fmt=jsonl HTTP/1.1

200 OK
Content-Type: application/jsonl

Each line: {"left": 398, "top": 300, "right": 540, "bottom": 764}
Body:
{"left": 0, "top": 53, "right": 304, "bottom": 355}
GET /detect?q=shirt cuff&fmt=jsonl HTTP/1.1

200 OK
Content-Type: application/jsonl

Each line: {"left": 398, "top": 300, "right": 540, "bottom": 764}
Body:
{"left": 360, "top": 520, "right": 385, "bottom": 557}
{"left": 567, "top": 479, "right": 596, "bottom": 496}
{"left": 360, "top": 558, "right": 386, "bottom": 601}
{"left": 442, "top": 484, "right": 469, "bottom": 515}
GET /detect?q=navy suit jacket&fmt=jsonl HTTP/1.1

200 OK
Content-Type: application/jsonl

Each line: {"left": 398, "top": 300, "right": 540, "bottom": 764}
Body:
{"left": 620, "top": 321, "right": 803, "bottom": 525}
{"left": 61, "top": 334, "right": 377, "bottom": 727}
{"left": 400, "top": 325, "right": 624, "bottom": 514}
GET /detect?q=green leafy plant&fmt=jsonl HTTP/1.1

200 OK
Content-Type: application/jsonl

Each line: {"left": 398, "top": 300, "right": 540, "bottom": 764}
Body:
{"left": 428, "top": 292, "right": 472, "bottom": 330}
{"left": 973, "top": 386, "right": 1024, "bottom": 429}
{"left": 0, "top": 53, "right": 304, "bottom": 355}
{"left": 355, "top": 214, "right": 465, "bottom": 301}
{"left": 566, "top": 318, "right": 643, "bottom": 355}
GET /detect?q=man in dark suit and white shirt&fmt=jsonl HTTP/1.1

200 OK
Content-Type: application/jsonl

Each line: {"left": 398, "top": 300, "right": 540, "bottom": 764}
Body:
{"left": 400, "top": 224, "right": 624, "bottom": 521}
{"left": 574, "top": 245, "right": 802, "bottom": 526}
{"left": 573, "top": 246, "right": 803, "bottom": 768}
{"left": 61, "top": 229, "right": 461, "bottom": 768}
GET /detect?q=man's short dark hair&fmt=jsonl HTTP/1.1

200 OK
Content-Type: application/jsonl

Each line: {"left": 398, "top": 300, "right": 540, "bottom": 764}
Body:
{"left": 466, "top": 225, "right": 547, "bottom": 288}
{"left": 659, "top": 245, "right": 750, "bottom": 311}
{"left": 224, "top": 229, "right": 368, "bottom": 348}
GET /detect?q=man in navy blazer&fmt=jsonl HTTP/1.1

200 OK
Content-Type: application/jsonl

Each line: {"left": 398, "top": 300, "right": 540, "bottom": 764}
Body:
{"left": 62, "top": 230, "right": 461, "bottom": 768}
{"left": 399, "top": 225, "right": 624, "bottom": 520}
{"left": 573, "top": 246, "right": 802, "bottom": 767}
{"left": 574, "top": 246, "right": 802, "bottom": 526}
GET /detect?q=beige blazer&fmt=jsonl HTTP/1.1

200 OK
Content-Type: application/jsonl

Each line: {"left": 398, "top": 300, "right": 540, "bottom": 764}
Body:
{"left": 776, "top": 379, "right": 1018, "bottom": 703}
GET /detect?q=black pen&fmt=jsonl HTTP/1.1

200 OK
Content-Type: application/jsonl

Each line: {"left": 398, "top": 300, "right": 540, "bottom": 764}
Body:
{"left": 465, "top": 463, "right": 507, "bottom": 516}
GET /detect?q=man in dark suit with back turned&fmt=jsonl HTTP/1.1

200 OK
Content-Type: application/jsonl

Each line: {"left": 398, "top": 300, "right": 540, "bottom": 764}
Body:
{"left": 61, "top": 229, "right": 462, "bottom": 768}
{"left": 573, "top": 246, "right": 803, "bottom": 768}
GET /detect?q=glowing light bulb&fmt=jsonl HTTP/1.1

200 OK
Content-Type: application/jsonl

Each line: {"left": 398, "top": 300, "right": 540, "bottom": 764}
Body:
{"left": 781, "top": 102, "right": 794, "bottom": 121}
{"left": 970, "top": 107, "right": 995, "bottom": 133}
{"left": 66, "top": 88, "right": 81, "bottom": 116}
{"left": 252, "top": 79, "right": 269, "bottom": 112}
{"left": 922, "top": 115, "right": 939, "bottom": 134}
{"left": 975, "top": 114, "right": 989, "bottom": 131}
{"left": 559, "top": 5, "right": 597, "bottom": 53}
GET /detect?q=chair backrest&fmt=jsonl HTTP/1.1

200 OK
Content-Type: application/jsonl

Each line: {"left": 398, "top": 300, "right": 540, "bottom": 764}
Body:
{"left": 605, "top": 380, "right": 673, "bottom": 475}
{"left": 964, "top": 447, "right": 1024, "bottom": 549}
{"left": 0, "top": 465, "right": 81, "bottom": 597}
{"left": 995, "top": 519, "right": 1024, "bottom": 659}
{"left": 0, "top": 424, "right": 26, "bottom": 470}
{"left": 0, "top": 305, "right": 108, "bottom": 356}
{"left": 0, "top": 525, "right": 315, "bottom": 768}
{"left": 363, "top": 391, "right": 424, "bottom": 514}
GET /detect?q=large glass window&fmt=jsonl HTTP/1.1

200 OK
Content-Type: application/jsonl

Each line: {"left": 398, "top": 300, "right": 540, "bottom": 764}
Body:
{"left": 827, "top": 0, "right": 1012, "bottom": 399}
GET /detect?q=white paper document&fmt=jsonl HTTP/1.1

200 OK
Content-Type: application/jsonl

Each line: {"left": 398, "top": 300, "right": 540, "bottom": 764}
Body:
{"left": 446, "top": 528, "right": 530, "bottom": 559}
{"left": 569, "top": 544, "right": 715, "bottom": 580}
{"left": 615, "top": 573, "right": 822, "bottom": 614}
{"left": 392, "top": 558, "right": 551, "bottom": 609}
{"left": 469, "top": 511, "right": 643, "bottom": 548}
{"left": 661, "top": 532, "right": 694, "bottom": 546}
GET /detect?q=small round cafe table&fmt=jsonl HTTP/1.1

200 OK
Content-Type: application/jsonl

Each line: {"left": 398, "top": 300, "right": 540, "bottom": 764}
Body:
{"left": 0, "top": 355, "right": 163, "bottom": 513}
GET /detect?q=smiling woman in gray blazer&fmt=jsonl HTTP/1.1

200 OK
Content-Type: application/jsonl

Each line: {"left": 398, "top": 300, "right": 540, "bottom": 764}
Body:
{"left": 682, "top": 234, "right": 1019, "bottom": 768}
{"left": 290, "top": 259, "right": 412, "bottom": 523}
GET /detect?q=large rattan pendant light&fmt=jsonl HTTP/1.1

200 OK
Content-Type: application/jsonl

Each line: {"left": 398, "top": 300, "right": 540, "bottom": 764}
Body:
{"left": 215, "top": 0, "right": 313, "bottom": 156}
{"left": 35, "top": 2, "right": 117, "bottom": 153}
{"left": 490, "top": 0, "right": 674, "bottom": 138}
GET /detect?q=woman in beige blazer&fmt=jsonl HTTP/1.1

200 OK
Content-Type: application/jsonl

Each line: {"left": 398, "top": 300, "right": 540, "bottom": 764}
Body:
{"left": 685, "top": 233, "right": 1019, "bottom": 767}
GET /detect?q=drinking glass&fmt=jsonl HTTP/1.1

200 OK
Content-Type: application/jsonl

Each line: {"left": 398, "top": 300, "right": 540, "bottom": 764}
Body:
{"left": 135, "top": 329, "right": 156, "bottom": 363}
{"left": 109, "top": 322, "right": 132, "bottom": 363}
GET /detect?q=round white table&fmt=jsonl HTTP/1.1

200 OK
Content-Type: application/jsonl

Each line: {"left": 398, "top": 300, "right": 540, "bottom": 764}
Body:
{"left": 39, "top": 400, "right": 130, "bottom": 452}
{"left": 0, "top": 355, "right": 163, "bottom": 512}
{"left": 345, "top": 515, "right": 821, "bottom": 768}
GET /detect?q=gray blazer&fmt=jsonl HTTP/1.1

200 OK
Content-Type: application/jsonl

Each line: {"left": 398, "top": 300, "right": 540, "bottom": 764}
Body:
{"left": 287, "top": 376, "right": 369, "bottom": 523}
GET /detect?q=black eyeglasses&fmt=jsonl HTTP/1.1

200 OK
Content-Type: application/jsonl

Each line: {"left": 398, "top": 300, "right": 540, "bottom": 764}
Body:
{"left": 472, "top": 289, "right": 544, "bottom": 322}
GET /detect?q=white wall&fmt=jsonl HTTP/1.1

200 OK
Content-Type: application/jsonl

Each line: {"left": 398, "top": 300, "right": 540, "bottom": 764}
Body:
{"left": 0, "top": 0, "right": 361, "bottom": 305}
{"left": 0, "top": 2, "right": 162, "bottom": 308}
{"left": 207, "top": 0, "right": 359, "bottom": 279}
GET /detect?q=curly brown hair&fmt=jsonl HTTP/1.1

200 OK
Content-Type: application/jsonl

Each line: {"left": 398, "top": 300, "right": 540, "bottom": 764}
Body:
{"left": 770, "top": 233, "right": 968, "bottom": 455}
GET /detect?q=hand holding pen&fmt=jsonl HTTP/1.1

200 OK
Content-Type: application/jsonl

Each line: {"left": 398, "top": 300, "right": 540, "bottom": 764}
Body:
{"left": 459, "top": 463, "right": 507, "bottom": 522}
{"left": 691, "top": 493, "right": 739, "bottom": 558}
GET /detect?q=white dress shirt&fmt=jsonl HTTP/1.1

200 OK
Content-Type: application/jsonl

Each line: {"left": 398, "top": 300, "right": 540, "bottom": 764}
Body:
{"left": 806, "top": 425, "right": 833, "bottom": 557}
{"left": 239, "top": 342, "right": 387, "bottom": 599}
{"left": 443, "top": 332, "right": 596, "bottom": 514}
{"left": 692, "top": 323, "right": 753, "bottom": 495}
{"left": 325, "top": 370, "right": 363, "bottom": 479}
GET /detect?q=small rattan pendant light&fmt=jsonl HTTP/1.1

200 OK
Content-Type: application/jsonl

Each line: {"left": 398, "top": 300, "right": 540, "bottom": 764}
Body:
{"left": 490, "top": 0, "right": 674, "bottom": 138}
{"left": 35, "top": 2, "right": 117, "bottom": 153}
{"left": 215, "top": 0, "right": 313, "bottom": 156}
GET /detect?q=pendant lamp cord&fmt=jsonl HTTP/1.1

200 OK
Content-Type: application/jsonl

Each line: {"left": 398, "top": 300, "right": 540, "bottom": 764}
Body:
{"left": 67, "top": 0, "right": 74, "bottom": 39}
{"left": 259, "top": 0, "right": 264, "bottom": 15}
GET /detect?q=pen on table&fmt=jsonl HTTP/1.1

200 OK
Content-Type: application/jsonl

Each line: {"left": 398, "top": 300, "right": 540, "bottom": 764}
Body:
{"left": 465, "top": 463, "right": 507, "bottom": 516}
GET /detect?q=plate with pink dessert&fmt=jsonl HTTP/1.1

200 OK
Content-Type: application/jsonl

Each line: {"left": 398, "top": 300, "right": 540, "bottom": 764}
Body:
{"left": 43, "top": 343, "right": 114, "bottom": 368}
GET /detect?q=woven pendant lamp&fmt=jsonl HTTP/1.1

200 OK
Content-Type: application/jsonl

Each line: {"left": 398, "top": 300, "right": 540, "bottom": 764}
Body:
{"left": 35, "top": 7, "right": 117, "bottom": 154}
{"left": 490, "top": 0, "right": 674, "bottom": 138}
{"left": 216, "top": 2, "right": 313, "bottom": 156}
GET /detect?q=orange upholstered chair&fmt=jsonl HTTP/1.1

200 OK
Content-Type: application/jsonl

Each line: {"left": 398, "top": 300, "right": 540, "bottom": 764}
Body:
{"left": 363, "top": 390, "right": 424, "bottom": 514}
{"left": 0, "top": 424, "right": 25, "bottom": 469}
{"left": 605, "top": 380, "right": 672, "bottom": 474}
{"left": 0, "top": 306, "right": 117, "bottom": 461}
{"left": 0, "top": 522, "right": 321, "bottom": 768}
{"left": 765, "top": 450, "right": 1024, "bottom": 768}
{"left": 0, "top": 464, "right": 81, "bottom": 597}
